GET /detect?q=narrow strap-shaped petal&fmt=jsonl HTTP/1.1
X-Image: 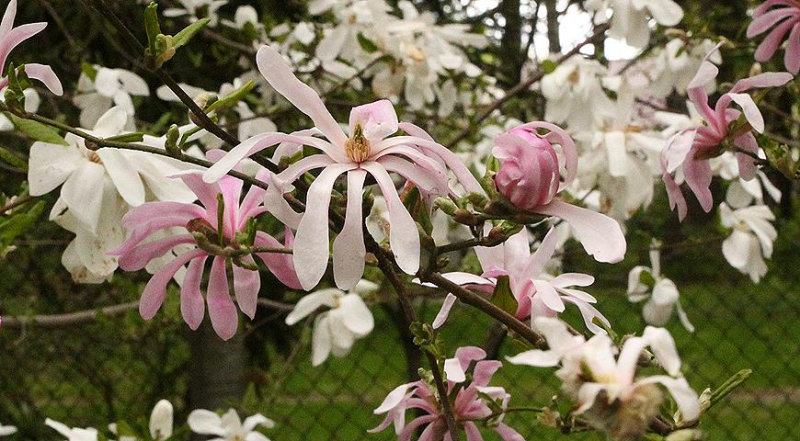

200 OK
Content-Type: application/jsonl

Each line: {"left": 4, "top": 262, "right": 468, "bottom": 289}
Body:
{"left": 536, "top": 200, "right": 627, "bottom": 263}
{"left": 524, "top": 227, "right": 559, "bottom": 277}
{"left": 255, "top": 230, "right": 302, "bottom": 289}
{"left": 112, "top": 215, "right": 197, "bottom": 256}
{"left": 682, "top": 154, "right": 714, "bottom": 212}
{"left": 432, "top": 293, "right": 457, "bottom": 329}
{"left": 140, "top": 249, "right": 206, "bottom": 320}
{"left": 19, "top": 63, "right": 63, "bottom": 95}
{"left": 755, "top": 18, "right": 797, "bottom": 61}
{"left": 531, "top": 280, "right": 565, "bottom": 312}
{"left": 181, "top": 254, "right": 208, "bottom": 330}
{"left": 121, "top": 201, "right": 204, "bottom": 229}
{"left": 361, "top": 162, "right": 420, "bottom": 275}
{"left": 378, "top": 156, "right": 445, "bottom": 193}
{"left": 96, "top": 148, "right": 146, "bottom": 207}
{"left": 117, "top": 234, "right": 195, "bottom": 271}
{"left": 207, "top": 256, "right": 238, "bottom": 340}
{"left": 0, "top": 22, "right": 46, "bottom": 77}
{"left": 256, "top": 45, "right": 348, "bottom": 147}
{"left": 0, "top": 0, "right": 18, "bottom": 41}
{"left": 747, "top": 7, "right": 797, "bottom": 37}
{"left": 233, "top": 257, "right": 261, "bottom": 320}
{"left": 293, "top": 163, "right": 353, "bottom": 290}
{"left": 787, "top": 23, "right": 800, "bottom": 74}
{"left": 332, "top": 169, "right": 367, "bottom": 290}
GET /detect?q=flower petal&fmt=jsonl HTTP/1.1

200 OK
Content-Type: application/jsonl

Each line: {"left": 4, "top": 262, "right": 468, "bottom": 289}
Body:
{"left": 535, "top": 200, "right": 626, "bottom": 263}
{"left": 207, "top": 256, "right": 238, "bottom": 340}
{"left": 332, "top": 169, "right": 368, "bottom": 289}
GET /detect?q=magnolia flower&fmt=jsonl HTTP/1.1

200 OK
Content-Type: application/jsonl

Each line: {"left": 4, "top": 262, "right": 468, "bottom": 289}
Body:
{"left": 45, "top": 419, "right": 99, "bottom": 441}
{"left": 661, "top": 47, "right": 793, "bottom": 220}
{"left": 28, "top": 107, "right": 194, "bottom": 282}
{"left": 541, "top": 57, "right": 614, "bottom": 130}
{"left": 370, "top": 347, "right": 523, "bottom": 440}
{"left": 0, "top": 0, "right": 62, "bottom": 100}
{"left": 73, "top": 66, "right": 149, "bottom": 128}
{"left": 0, "top": 424, "right": 16, "bottom": 437}
{"left": 315, "top": 0, "right": 391, "bottom": 64}
{"left": 164, "top": 0, "right": 228, "bottom": 27}
{"left": 493, "top": 124, "right": 627, "bottom": 262}
{"left": 204, "top": 45, "right": 482, "bottom": 291}
{"left": 628, "top": 244, "right": 694, "bottom": 331}
{"left": 188, "top": 408, "right": 275, "bottom": 441}
{"left": 112, "top": 167, "right": 301, "bottom": 340}
{"left": 747, "top": 0, "right": 800, "bottom": 74}
{"left": 285, "top": 279, "right": 377, "bottom": 366}
{"left": 720, "top": 202, "right": 777, "bottom": 283}
{"left": 430, "top": 228, "right": 610, "bottom": 334}
{"left": 0, "top": 87, "right": 40, "bottom": 130}
{"left": 586, "top": 0, "right": 684, "bottom": 47}
{"left": 511, "top": 318, "right": 699, "bottom": 440}
{"left": 650, "top": 38, "right": 721, "bottom": 97}
{"left": 715, "top": 153, "right": 782, "bottom": 207}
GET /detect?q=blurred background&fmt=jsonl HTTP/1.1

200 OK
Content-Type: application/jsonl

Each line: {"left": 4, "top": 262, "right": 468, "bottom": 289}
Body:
{"left": 1, "top": 0, "right": 799, "bottom": 440}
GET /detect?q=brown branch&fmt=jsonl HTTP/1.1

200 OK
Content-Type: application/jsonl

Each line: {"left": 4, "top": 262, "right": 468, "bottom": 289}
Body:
{"left": 0, "top": 195, "right": 32, "bottom": 215}
{"left": 445, "top": 23, "right": 609, "bottom": 148}
{"left": 1, "top": 302, "right": 139, "bottom": 328}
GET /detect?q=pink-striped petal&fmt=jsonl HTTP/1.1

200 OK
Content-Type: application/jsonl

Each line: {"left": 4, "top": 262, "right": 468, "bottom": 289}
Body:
{"left": 233, "top": 258, "right": 260, "bottom": 320}
{"left": 535, "top": 200, "right": 627, "bottom": 264}
{"left": 118, "top": 234, "right": 196, "bottom": 271}
{"left": 139, "top": 249, "right": 206, "bottom": 320}
{"left": 207, "top": 256, "right": 238, "bottom": 340}
{"left": 181, "top": 255, "right": 208, "bottom": 330}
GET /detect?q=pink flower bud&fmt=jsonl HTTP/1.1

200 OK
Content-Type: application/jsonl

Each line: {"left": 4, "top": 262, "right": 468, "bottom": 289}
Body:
{"left": 494, "top": 127, "right": 561, "bottom": 211}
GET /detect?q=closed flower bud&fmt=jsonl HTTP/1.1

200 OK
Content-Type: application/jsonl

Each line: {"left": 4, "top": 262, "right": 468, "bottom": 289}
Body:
{"left": 493, "top": 127, "right": 561, "bottom": 211}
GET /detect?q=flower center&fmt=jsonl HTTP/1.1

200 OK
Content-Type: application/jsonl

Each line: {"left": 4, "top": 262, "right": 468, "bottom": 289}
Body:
{"left": 345, "top": 124, "right": 371, "bottom": 163}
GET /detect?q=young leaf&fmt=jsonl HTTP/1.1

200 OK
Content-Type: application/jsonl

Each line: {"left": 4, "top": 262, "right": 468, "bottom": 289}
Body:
{"left": 0, "top": 146, "right": 28, "bottom": 171}
{"left": 144, "top": 2, "right": 162, "bottom": 54}
{"left": 491, "top": 275, "right": 518, "bottom": 315}
{"left": 173, "top": 18, "right": 211, "bottom": 49}
{"left": 7, "top": 114, "right": 69, "bottom": 146}
{"left": 0, "top": 200, "right": 44, "bottom": 250}
{"left": 105, "top": 132, "right": 145, "bottom": 143}
{"left": 205, "top": 80, "right": 255, "bottom": 113}
{"left": 357, "top": 32, "right": 378, "bottom": 53}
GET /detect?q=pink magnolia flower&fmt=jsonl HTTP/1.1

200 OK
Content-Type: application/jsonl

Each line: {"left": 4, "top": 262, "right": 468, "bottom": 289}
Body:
{"left": 112, "top": 167, "right": 300, "bottom": 340}
{"left": 0, "top": 0, "right": 62, "bottom": 95}
{"left": 661, "top": 47, "right": 793, "bottom": 220}
{"left": 203, "top": 45, "right": 483, "bottom": 292}
{"left": 747, "top": 0, "right": 800, "bottom": 74}
{"left": 370, "top": 347, "right": 523, "bottom": 441}
{"left": 493, "top": 124, "right": 626, "bottom": 263}
{"left": 428, "top": 228, "right": 609, "bottom": 334}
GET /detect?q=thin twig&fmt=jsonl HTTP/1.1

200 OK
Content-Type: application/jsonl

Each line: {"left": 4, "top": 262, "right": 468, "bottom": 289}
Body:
{"left": 1, "top": 302, "right": 139, "bottom": 328}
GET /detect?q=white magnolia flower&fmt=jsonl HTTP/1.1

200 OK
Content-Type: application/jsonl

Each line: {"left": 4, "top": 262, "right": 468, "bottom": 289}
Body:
{"left": 73, "top": 66, "right": 149, "bottom": 128}
{"left": 28, "top": 107, "right": 195, "bottom": 282}
{"left": 586, "top": 0, "right": 684, "bottom": 47}
{"left": 714, "top": 153, "right": 782, "bottom": 208}
{"left": 720, "top": 202, "right": 777, "bottom": 283}
{"left": 0, "top": 423, "right": 16, "bottom": 437}
{"left": 188, "top": 408, "right": 274, "bottom": 441}
{"left": 285, "top": 280, "right": 377, "bottom": 366}
{"left": 628, "top": 243, "right": 694, "bottom": 331}
{"left": 650, "top": 38, "right": 721, "bottom": 97}
{"left": 541, "top": 57, "right": 614, "bottom": 130}
{"left": 576, "top": 80, "right": 663, "bottom": 220}
{"left": 45, "top": 419, "right": 99, "bottom": 441}
{"left": 164, "top": 0, "right": 228, "bottom": 27}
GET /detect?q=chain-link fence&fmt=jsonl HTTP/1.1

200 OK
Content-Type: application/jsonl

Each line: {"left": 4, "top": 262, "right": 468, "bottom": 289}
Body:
{"left": 2, "top": 253, "right": 799, "bottom": 441}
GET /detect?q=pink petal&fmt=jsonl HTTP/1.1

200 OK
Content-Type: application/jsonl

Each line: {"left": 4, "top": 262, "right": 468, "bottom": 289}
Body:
{"left": 747, "top": 8, "right": 796, "bottom": 37}
{"left": 0, "top": 22, "right": 46, "bottom": 77}
{"left": 551, "top": 273, "right": 595, "bottom": 287}
{"left": 472, "top": 359, "right": 502, "bottom": 386}
{"left": 524, "top": 227, "right": 558, "bottom": 277}
{"left": 786, "top": 23, "right": 800, "bottom": 74}
{"left": 682, "top": 155, "right": 714, "bottom": 213}
{"left": 726, "top": 93, "right": 765, "bottom": 133}
{"left": 531, "top": 280, "right": 565, "bottom": 312}
{"left": 432, "top": 293, "right": 457, "bottom": 329}
{"left": 361, "top": 162, "right": 420, "bottom": 275}
{"left": 139, "top": 249, "right": 206, "bottom": 320}
{"left": 755, "top": 19, "right": 796, "bottom": 61}
{"left": 20, "top": 63, "right": 62, "bottom": 95}
{"left": 332, "top": 169, "right": 367, "bottom": 290}
{"left": 113, "top": 215, "right": 197, "bottom": 257}
{"left": 181, "top": 255, "right": 208, "bottom": 330}
{"left": 121, "top": 202, "right": 204, "bottom": 230}
{"left": 455, "top": 346, "right": 487, "bottom": 371}
{"left": 535, "top": 200, "right": 627, "bottom": 263}
{"left": 518, "top": 121, "right": 578, "bottom": 188}
{"left": 255, "top": 230, "right": 302, "bottom": 290}
{"left": 293, "top": 163, "right": 353, "bottom": 290}
{"left": 349, "top": 100, "right": 399, "bottom": 141}
{"left": 256, "top": 45, "right": 347, "bottom": 147}
{"left": 464, "top": 422, "right": 482, "bottom": 441}
{"left": 207, "top": 256, "right": 238, "bottom": 340}
{"left": 118, "top": 234, "right": 196, "bottom": 271}
{"left": 495, "top": 423, "right": 525, "bottom": 441}
{"left": 734, "top": 132, "right": 759, "bottom": 181}
{"left": 378, "top": 156, "right": 445, "bottom": 193}
{"left": 0, "top": 0, "right": 18, "bottom": 40}
{"left": 233, "top": 258, "right": 261, "bottom": 320}
{"left": 399, "top": 416, "right": 438, "bottom": 441}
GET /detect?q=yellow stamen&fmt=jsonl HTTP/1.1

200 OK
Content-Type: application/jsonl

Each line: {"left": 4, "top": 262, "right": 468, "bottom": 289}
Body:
{"left": 345, "top": 124, "right": 371, "bottom": 163}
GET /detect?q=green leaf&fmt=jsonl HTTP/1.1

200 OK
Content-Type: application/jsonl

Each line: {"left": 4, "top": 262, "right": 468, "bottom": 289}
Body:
{"left": 144, "top": 2, "right": 162, "bottom": 54}
{"left": 0, "top": 146, "right": 27, "bottom": 170}
{"left": 206, "top": 80, "right": 255, "bottom": 113}
{"left": 639, "top": 270, "right": 656, "bottom": 288}
{"left": 357, "top": 32, "right": 378, "bottom": 53}
{"left": 491, "top": 275, "right": 518, "bottom": 315}
{"left": 105, "top": 132, "right": 145, "bottom": 143}
{"left": 540, "top": 59, "right": 558, "bottom": 74}
{"left": 0, "top": 201, "right": 44, "bottom": 250}
{"left": 7, "top": 114, "right": 68, "bottom": 146}
{"left": 709, "top": 369, "right": 752, "bottom": 409}
{"left": 402, "top": 186, "right": 433, "bottom": 236}
{"left": 80, "top": 62, "right": 98, "bottom": 81}
{"left": 173, "top": 18, "right": 211, "bottom": 49}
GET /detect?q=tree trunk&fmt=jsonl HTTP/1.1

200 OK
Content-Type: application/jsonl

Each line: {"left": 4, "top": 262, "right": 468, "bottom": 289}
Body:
{"left": 545, "top": 0, "right": 561, "bottom": 54}
{"left": 500, "top": 0, "right": 523, "bottom": 82}
{"left": 188, "top": 320, "right": 247, "bottom": 411}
